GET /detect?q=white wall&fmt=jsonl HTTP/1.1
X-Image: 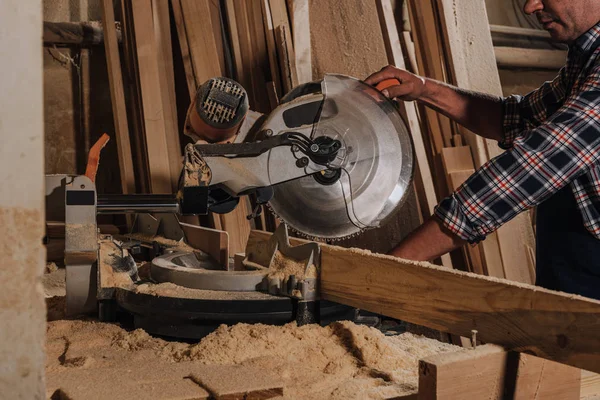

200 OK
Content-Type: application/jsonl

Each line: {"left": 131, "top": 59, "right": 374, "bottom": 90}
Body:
{"left": 0, "top": 1, "right": 46, "bottom": 398}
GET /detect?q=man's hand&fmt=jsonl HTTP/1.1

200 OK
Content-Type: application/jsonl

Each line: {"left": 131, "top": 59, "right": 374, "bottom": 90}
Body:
{"left": 364, "top": 65, "right": 427, "bottom": 102}
{"left": 365, "top": 65, "right": 505, "bottom": 142}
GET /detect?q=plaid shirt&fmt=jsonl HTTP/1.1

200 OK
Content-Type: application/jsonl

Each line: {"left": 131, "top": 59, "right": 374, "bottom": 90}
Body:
{"left": 435, "top": 23, "right": 600, "bottom": 244}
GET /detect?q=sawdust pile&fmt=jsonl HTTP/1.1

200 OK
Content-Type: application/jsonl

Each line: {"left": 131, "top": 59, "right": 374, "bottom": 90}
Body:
{"left": 46, "top": 319, "right": 458, "bottom": 399}
{"left": 44, "top": 266, "right": 66, "bottom": 321}
{"left": 268, "top": 250, "right": 318, "bottom": 281}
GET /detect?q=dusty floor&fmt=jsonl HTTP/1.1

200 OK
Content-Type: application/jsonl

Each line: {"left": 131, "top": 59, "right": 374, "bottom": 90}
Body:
{"left": 43, "top": 266, "right": 460, "bottom": 399}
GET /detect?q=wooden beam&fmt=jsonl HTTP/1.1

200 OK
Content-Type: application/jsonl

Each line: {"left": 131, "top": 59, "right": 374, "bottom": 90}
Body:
{"left": 131, "top": 0, "right": 172, "bottom": 194}
{"left": 246, "top": 229, "right": 600, "bottom": 372}
{"left": 419, "top": 344, "right": 581, "bottom": 399}
{"left": 317, "top": 244, "right": 600, "bottom": 372}
{"left": 100, "top": 0, "right": 136, "bottom": 194}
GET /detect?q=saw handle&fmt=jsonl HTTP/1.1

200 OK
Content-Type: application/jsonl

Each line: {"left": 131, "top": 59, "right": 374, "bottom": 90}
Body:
{"left": 375, "top": 78, "right": 401, "bottom": 92}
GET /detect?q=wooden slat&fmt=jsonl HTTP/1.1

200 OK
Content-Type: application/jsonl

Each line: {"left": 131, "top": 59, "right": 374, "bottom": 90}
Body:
{"left": 419, "top": 344, "right": 581, "bottom": 400}
{"left": 319, "top": 245, "right": 600, "bottom": 373}
{"left": 120, "top": 0, "right": 150, "bottom": 193}
{"left": 153, "top": 0, "right": 182, "bottom": 191}
{"left": 436, "top": 0, "right": 536, "bottom": 284}
{"left": 130, "top": 0, "right": 172, "bottom": 194}
{"left": 179, "top": 0, "right": 224, "bottom": 82}
{"left": 171, "top": 0, "right": 197, "bottom": 99}
{"left": 376, "top": 0, "right": 451, "bottom": 269}
{"left": 286, "top": 0, "right": 312, "bottom": 84}
{"left": 260, "top": 0, "right": 283, "bottom": 101}
{"left": 100, "top": 0, "right": 136, "bottom": 194}
{"left": 268, "top": 0, "right": 297, "bottom": 95}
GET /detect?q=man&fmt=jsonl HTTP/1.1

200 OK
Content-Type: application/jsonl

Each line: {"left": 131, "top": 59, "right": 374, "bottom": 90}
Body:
{"left": 365, "top": 0, "right": 600, "bottom": 299}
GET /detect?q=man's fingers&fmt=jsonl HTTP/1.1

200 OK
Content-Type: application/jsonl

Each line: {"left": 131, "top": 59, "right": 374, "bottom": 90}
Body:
{"left": 364, "top": 65, "right": 403, "bottom": 85}
{"left": 382, "top": 82, "right": 415, "bottom": 100}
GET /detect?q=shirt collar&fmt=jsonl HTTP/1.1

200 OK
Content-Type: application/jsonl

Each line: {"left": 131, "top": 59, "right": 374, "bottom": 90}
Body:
{"left": 572, "top": 21, "right": 600, "bottom": 55}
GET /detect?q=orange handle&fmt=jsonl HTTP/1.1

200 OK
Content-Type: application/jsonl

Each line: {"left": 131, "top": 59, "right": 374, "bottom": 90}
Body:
{"left": 375, "top": 78, "right": 401, "bottom": 92}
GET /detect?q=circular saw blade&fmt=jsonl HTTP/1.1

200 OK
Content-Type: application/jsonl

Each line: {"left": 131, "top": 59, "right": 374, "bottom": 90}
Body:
{"left": 268, "top": 75, "right": 414, "bottom": 240}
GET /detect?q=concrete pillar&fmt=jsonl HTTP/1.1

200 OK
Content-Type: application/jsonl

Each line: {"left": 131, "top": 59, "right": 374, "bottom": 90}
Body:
{"left": 0, "top": 1, "right": 46, "bottom": 398}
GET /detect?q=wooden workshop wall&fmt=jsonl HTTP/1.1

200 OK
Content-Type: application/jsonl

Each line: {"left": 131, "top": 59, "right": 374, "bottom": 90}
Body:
{"left": 0, "top": 1, "right": 46, "bottom": 397}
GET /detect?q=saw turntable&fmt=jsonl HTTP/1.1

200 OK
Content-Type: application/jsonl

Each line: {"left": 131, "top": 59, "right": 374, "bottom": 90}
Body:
{"left": 45, "top": 74, "right": 414, "bottom": 339}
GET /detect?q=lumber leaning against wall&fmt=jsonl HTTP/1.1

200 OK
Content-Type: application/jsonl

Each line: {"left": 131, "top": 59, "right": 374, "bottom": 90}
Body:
{"left": 0, "top": 1, "right": 46, "bottom": 398}
{"left": 436, "top": 0, "right": 536, "bottom": 283}
{"left": 309, "top": 0, "right": 422, "bottom": 254}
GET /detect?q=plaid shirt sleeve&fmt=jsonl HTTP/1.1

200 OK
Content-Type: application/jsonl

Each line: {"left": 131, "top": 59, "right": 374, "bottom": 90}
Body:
{"left": 500, "top": 66, "right": 569, "bottom": 149}
{"left": 434, "top": 63, "right": 600, "bottom": 244}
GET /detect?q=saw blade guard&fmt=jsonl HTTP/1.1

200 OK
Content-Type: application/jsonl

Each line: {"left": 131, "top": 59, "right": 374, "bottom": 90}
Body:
{"left": 269, "top": 74, "right": 414, "bottom": 240}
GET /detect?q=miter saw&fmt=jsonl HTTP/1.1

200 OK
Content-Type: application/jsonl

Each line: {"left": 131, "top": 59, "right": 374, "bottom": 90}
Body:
{"left": 45, "top": 74, "right": 414, "bottom": 338}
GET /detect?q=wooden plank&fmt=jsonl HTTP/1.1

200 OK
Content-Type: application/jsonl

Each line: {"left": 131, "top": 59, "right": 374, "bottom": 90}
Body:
{"left": 121, "top": 0, "right": 150, "bottom": 193}
{"left": 274, "top": 24, "right": 299, "bottom": 95}
{"left": 436, "top": 0, "right": 536, "bottom": 284}
{"left": 153, "top": 0, "right": 182, "bottom": 191}
{"left": 260, "top": 0, "right": 283, "bottom": 102}
{"left": 224, "top": 0, "right": 245, "bottom": 84}
{"left": 171, "top": 0, "right": 197, "bottom": 99}
{"left": 179, "top": 0, "right": 224, "bottom": 83}
{"left": 246, "top": 0, "right": 271, "bottom": 113}
{"left": 581, "top": 371, "right": 600, "bottom": 399}
{"left": 100, "top": 0, "right": 136, "bottom": 194}
{"left": 419, "top": 344, "right": 581, "bottom": 399}
{"left": 376, "top": 0, "right": 451, "bottom": 269}
{"left": 317, "top": 244, "right": 600, "bottom": 373}
{"left": 131, "top": 0, "right": 172, "bottom": 194}
{"left": 286, "top": 0, "right": 312, "bottom": 83}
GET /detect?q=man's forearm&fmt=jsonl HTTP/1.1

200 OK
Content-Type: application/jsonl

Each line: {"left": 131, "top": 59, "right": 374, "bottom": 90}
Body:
{"left": 389, "top": 216, "right": 466, "bottom": 262}
{"left": 418, "top": 78, "right": 505, "bottom": 142}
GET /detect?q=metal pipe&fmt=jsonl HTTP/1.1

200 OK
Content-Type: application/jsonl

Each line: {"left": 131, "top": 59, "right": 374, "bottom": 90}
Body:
{"left": 97, "top": 194, "right": 180, "bottom": 214}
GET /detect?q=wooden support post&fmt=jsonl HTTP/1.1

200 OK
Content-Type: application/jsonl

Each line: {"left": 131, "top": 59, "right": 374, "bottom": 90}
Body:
{"left": 100, "top": 0, "right": 136, "bottom": 194}
{"left": 419, "top": 344, "right": 580, "bottom": 399}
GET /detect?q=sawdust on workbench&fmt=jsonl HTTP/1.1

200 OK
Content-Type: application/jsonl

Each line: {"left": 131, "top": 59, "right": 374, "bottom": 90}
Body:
{"left": 268, "top": 250, "right": 318, "bottom": 281}
{"left": 123, "top": 233, "right": 194, "bottom": 252}
{"left": 46, "top": 319, "right": 458, "bottom": 399}
{"left": 134, "top": 282, "right": 276, "bottom": 301}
